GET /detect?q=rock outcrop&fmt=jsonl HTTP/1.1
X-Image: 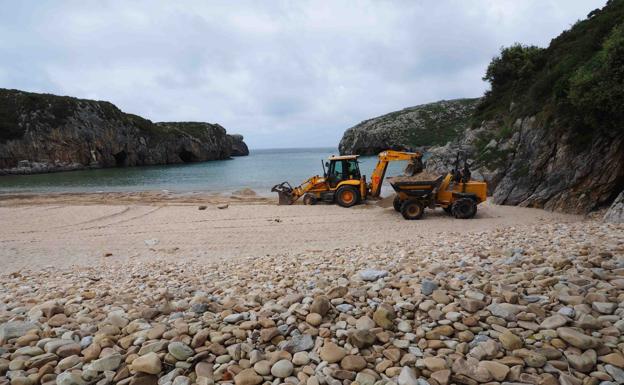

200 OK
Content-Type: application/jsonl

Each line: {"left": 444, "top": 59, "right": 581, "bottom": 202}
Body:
{"left": 426, "top": 2, "right": 624, "bottom": 214}
{"left": 604, "top": 191, "right": 624, "bottom": 223}
{"left": 338, "top": 98, "right": 480, "bottom": 155}
{"left": 230, "top": 134, "right": 250, "bottom": 156}
{"left": 425, "top": 118, "right": 624, "bottom": 213}
{"left": 0, "top": 89, "right": 248, "bottom": 175}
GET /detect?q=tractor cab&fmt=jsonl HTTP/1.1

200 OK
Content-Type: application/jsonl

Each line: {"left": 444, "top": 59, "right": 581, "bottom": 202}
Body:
{"left": 325, "top": 155, "right": 361, "bottom": 187}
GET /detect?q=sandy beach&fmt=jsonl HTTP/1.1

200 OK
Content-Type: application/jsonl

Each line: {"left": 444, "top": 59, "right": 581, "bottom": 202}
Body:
{"left": 0, "top": 192, "right": 581, "bottom": 272}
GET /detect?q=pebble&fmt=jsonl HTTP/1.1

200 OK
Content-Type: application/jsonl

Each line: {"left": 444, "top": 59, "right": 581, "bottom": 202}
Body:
{"left": 540, "top": 314, "right": 568, "bottom": 329}
{"left": 292, "top": 351, "right": 310, "bottom": 366}
{"left": 305, "top": 313, "right": 322, "bottom": 326}
{"left": 359, "top": 269, "right": 388, "bottom": 281}
{"left": 373, "top": 304, "right": 396, "bottom": 329}
{"left": 398, "top": 366, "right": 419, "bottom": 385}
{"left": 234, "top": 368, "right": 263, "bottom": 385}
{"left": 320, "top": 342, "right": 346, "bottom": 363}
{"left": 131, "top": 352, "right": 162, "bottom": 374}
{"left": 340, "top": 355, "right": 367, "bottom": 371}
{"left": 270, "top": 359, "right": 294, "bottom": 378}
{"left": 0, "top": 220, "right": 620, "bottom": 385}
{"left": 167, "top": 342, "right": 194, "bottom": 360}
{"left": 498, "top": 332, "right": 523, "bottom": 350}
{"left": 557, "top": 327, "right": 601, "bottom": 349}
{"left": 420, "top": 279, "right": 437, "bottom": 296}
{"left": 86, "top": 353, "right": 122, "bottom": 371}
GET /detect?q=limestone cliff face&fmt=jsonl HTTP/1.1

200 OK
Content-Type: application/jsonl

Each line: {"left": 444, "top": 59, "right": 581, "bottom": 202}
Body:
{"left": 229, "top": 134, "right": 250, "bottom": 156}
{"left": 0, "top": 89, "right": 248, "bottom": 175}
{"left": 338, "top": 98, "right": 480, "bottom": 155}
{"left": 425, "top": 116, "right": 624, "bottom": 214}
{"left": 427, "top": 2, "right": 624, "bottom": 214}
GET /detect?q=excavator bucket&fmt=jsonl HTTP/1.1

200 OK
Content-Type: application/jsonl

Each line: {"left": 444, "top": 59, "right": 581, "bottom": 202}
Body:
{"left": 271, "top": 182, "right": 295, "bottom": 205}
{"left": 403, "top": 156, "right": 424, "bottom": 176}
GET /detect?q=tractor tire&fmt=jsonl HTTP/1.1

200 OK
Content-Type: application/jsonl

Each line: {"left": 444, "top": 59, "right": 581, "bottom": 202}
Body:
{"left": 443, "top": 206, "right": 452, "bottom": 215}
{"left": 400, "top": 200, "right": 425, "bottom": 220}
{"left": 393, "top": 195, "right": 402, "bottom": 212}
{"left": 303, "top": 193, "right": 317, "bottom": 205}
{"left": 452, "top": 198, "right": 477, "bottom": 219}
{"left": 335, "top": 186, "right": 359, "bottom": 208}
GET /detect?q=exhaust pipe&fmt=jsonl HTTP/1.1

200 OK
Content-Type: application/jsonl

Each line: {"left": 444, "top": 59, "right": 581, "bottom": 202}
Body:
{"left": 271, "top": 182, "right": 295, "bottom": 205}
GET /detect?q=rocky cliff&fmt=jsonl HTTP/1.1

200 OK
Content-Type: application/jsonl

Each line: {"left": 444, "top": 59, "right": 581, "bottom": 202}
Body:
{"left": 0, "top": 89, "right": 248, "bottom": 175}
{"left": 426, "top": 1, "right": 624, "bottom": 214}
{"left": 229, "top": 134, "right": 250, "bottom": 156}
{"left": 339, "top": 98, "right": 480, "bottom": 155}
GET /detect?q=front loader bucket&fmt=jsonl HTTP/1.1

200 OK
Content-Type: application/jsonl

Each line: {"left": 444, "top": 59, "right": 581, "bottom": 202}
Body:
{"left": 271, "top": 182, "right": 295, "bottom": 205}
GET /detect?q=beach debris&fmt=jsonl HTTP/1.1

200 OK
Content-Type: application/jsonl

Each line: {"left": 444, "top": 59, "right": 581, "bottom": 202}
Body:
{"left": 217, "top": 203, "right": 229, "bottom": 209}
{"left": 144, "top": 238, "right": 159, "bottom": 246}
{"left": 198, "top": 205, "right": 207, "bottom": 210}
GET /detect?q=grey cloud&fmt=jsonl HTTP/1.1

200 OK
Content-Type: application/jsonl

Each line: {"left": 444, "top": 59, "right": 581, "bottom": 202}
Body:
{"left": 0, "top": 0, "right": 601, "bottom": 148}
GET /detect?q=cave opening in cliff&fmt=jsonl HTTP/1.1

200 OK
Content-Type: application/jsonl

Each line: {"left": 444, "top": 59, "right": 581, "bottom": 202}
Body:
{"left": 114, "top": 150, "right": 127, "bottom": 167}
{"left": 178, "top": 150, "right": 196, "bottom": 163}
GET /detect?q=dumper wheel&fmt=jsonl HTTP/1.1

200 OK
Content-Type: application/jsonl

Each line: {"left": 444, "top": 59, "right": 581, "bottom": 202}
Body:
{"left": 452, "top": 198, "right": 477, "bottom": 219}
{"left": 400, "top": 200, "right": 424, "bottom": 220}
{"left": 443, "top": 206, "right": 452, "bottom": 215}
{"left": 303, "top": 193, "right": 317, "bottom": 205}
{"left": 393, "top": 195, "right": 402, "bottom": 212}
{"left": 336, "top": 186, "right": 359, "bottom": 208}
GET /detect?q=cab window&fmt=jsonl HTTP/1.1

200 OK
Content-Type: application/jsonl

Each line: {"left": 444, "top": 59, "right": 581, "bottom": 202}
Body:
{"left": 347, "top": 159, "right": 360, "bottom": 179}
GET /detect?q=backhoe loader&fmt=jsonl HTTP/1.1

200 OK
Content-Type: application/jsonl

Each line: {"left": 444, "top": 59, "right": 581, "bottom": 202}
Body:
{"left": 271, "top": 150, "right": 424, "bottom": 207}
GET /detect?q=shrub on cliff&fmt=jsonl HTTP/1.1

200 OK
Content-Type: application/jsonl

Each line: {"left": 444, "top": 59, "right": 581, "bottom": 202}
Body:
{"left": 475, "top": 0, "right": 624, "bottom": 140}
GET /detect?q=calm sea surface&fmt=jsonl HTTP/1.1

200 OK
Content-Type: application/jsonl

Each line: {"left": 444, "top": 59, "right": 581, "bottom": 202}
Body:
{"left": 0, "top": 148, "right": 414, "bottom": 196}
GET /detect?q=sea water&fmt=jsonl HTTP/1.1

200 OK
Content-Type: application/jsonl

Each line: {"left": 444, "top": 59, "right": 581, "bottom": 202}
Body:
{"left": 0, "top": 148, "right": 416, "bottom": 196}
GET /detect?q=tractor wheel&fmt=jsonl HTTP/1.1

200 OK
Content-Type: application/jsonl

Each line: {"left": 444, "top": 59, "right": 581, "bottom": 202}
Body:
{"left": 303, "top": 193, "right": 317, "bottom": 205}
{"left": 443, "top": 206, "right": 452, "bottom": 215}
{"left": 452, "top": 198, "right": 477, "bottom": 219}
{"left": 400, "top": 200, "right": 425, "bottom": 220}
{"left": 393, "top": 195, "right": 402, "bottom": 212}
{"left": 335, "top": 186, "right": 359, "bottom": 208}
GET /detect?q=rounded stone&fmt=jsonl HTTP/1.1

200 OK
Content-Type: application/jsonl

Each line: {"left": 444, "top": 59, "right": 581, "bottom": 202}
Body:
{"left": 253, "top": 360, "right": 271, "bottom": 376}
{"left": 131, "top": 352, "right": 162, "bottom": 374}
{"left": 319, "top": 342, "right": 346, "bottom": 363}
{"left": 234, "top": 368, "right": 263, "bottom": 385}
{"left": 305, "top": 313, "right": 322, "bottom": 326}
{"left": 271, "top": 359, "right": 294, "bottom": 378}
{"left": 292, "top": 351, "right": 310, "bottom": 366}
{"left": 168, "top": 342, "right": 194, "bottom": 361}
{"left": 499, "top": 332, "right": 523, "bottom": 350}
{"left": 340, "top": 355, "right": 367, "bottom": 371}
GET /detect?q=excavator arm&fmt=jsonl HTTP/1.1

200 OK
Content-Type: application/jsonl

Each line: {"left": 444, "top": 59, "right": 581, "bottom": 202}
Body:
{"left": 369, "top": 150, "right": 423, "bottom": 198}
{"left": 272, "top": 175, "right": 325, "bottom": 205}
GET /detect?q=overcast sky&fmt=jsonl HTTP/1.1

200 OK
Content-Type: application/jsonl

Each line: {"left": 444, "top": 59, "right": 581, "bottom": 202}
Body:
{"left": 0, "top": 1, "right": 603, "bottom": 149}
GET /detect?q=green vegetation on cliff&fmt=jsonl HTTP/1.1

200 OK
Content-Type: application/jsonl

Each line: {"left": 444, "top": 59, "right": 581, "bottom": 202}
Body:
{"left": 0, "top": 89, "right": 228, "bottom": 144}
{"left": 475, "top": 0, "right": 624, "bottom": 140}
{"left": 339, "top": 98, "right": 480, "bottom": 155}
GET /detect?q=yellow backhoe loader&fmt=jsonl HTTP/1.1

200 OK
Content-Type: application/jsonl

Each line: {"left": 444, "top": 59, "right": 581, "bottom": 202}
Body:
{"left": 271, "top": 150, "right": 424, "bottom": 207}
{"left": 272, "top": 150, "right": 488, "bottom": 220}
